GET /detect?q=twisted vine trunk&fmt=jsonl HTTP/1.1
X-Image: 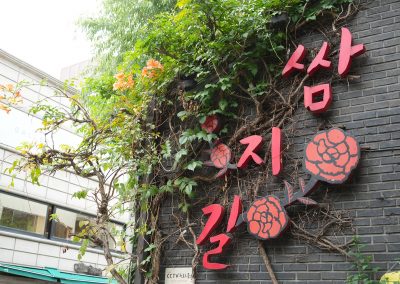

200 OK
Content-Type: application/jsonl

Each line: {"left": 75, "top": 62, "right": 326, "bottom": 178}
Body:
{"left": 258, "top": 241, "right": 278, "bottom": 284}
{"left": 101, "top": 226, "right": 127, "bottom": 284}
{"left": 97, "top": 177, "right": 127, "bottom": 284}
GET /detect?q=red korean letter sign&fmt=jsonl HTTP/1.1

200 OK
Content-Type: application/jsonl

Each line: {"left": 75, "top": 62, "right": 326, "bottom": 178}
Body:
{"left": 338, "top": 27, "right": 366, "bottom": 77}
{"left": 237, "top": 135, "right": 264, "bottom": 169}
{"left": 282, "top": 45, "right": 307, "bottom": 77}
{"left": 196, "top": 204, "right": 225, "bottom": 245}
{"left": 304, "top": 84, "right": 333, "bottom": 114}
{"left": 307, "top": 42, "right": 332, "bottom": 76}
{"left": 202, "top": 234, "right": 232, "bottom": 270}
{"left": 271, "top": 127, "right": 282, "bottom": 176}
{"left": 227, "top": 195, "right": 243, "bottom": 233}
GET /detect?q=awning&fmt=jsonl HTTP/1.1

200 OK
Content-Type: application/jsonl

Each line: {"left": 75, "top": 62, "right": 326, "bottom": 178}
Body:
{"left": 0, "top": 262, "right": 117, "bottom": 284}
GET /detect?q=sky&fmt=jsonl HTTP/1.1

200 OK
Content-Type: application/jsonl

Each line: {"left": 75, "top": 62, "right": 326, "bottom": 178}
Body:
{"left": 0, "top": 0, "right": 98, "bottom": 79}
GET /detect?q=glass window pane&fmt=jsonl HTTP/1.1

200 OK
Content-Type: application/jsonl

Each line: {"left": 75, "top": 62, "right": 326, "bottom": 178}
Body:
{"left": 53, "top": 208, "right": 93, "bottom": 241}
{"left": 107, "top": 223, "right": 124, "bottom": 251}
{"left": 0, "top": 193, "right": 48, "bottom": 235}
{"left": 54, "top": 208, "right": 124, "bottom": 251}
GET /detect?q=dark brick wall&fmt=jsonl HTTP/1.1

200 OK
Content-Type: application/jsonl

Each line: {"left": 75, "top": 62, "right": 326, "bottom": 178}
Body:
{"left": 158, "top": 0, "right": 400, "bottom": 283}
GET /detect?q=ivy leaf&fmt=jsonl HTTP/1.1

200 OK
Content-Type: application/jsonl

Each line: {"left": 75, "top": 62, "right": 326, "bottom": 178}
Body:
{"left": 160, "top": 180, "right": 174, "bottom": 193}
{"left": 248, "top": 64, "right": 258, "bottom": 76}
{"left": 179, "top": 135, "right": 188, "bottom": 145}
{"left": 30, "top": 166, "right": 41, "bottom": 185}
{"left": 284, "top": 180, "right": 294, "bottom": 203}
{"left": 195, "top": 130, "right": 208, "bottom": 141}
{"left": 297, "top": 197, "right": 318, "bottom": 206}
{"left": 219, "top": 99, "right": 228, "bottom": 111}
{"left": 179, "top": 202, "right": 190, "bottom": 213}
{"left": 49, "top": 213, "right": 59, "bottom": 221}
{"left": 177, "top": 110, "right": 189, "bottom": 121}
{"left": 161, "top": 140, "right": 172, "bottom": 159}
{"left": 78, "top": 239, "right": 89, "bottom": 261}
{"left": 179, "top": 130, "right": 196, "bottom": 145}
{"left": 175, "top": 177, "right": 197, "bottom": 198}
{"left": 186, "top": 160, "right": 202, "bottom": 171}
{"left": 174, "top": 149, "right": 188, "bottom": 163}
{"left": 72, "top": 189, "right": 89, "bottom": 200}
{"left": 306, "top": 14, "right": 317, "bottom": 21}
{"left": 140, "top": 255, "right": 151, "bottom": 265}
{"left": 205, "top": 133, "right": 217, "bottom": 142}
{"left": 198, "top": 116, "right": 207, "bottom": 124}
{"left": 79, "top": 220, "right": 90, "bottom": 228}
{"left": 144, "top": 243, "right": 157, "bottom": 252}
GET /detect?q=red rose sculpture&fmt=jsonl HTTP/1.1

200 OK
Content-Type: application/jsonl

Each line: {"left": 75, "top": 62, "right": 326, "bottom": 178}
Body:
{"left": 304, "top": 128, "right": 360, "bottom": 184}
{"left": 201, "top": 115, "right": 220, "bottom": 133}
{"left": 246, "top": 195, "right": 288, "bottom": 240}
{"left": 204, "top": 142, "right": 237, "bottom": 178}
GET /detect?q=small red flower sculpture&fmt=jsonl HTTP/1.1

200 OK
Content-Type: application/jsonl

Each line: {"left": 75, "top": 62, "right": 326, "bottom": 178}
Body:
{"left": 204, "top": 143, "right": 236, "bottom": 178}
{"left": 246, "top": 196, "right": 288, "bottom": 240}
{"left": 304, "top": 128, "right": 360, "bottom": 184}
{"left": 201, "top": 115, "right": 220, "bottom": 133}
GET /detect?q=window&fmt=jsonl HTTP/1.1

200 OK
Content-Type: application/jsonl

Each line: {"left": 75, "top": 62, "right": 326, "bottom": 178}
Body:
{"left": 53, "top": 208, "right": 94, "bottom": 240}
{"left": 0, "top": 192, "right": 125, "bottom": 251}
{"left": 53, "top": 208, "right": 124, "bottom": 251}
{"left": 0, "top": 192, "right": 49, "bottom": 235}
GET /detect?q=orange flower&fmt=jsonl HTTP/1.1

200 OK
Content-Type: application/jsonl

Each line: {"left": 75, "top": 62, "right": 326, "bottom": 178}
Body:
{"left": 5, "top": 84, "right": 14, "bottom": 92}
{"left": 114, "top": 72, "right": 125, "bottom": 80}
{"left": 146, "top": 59, "right": 163, "bottom": 70}
{"left": 0, "top": 84, "right": 5, "bottom": 91}
{"left": 113, "top": 72, "right": 135, "bottom": 91}
{"left": 141, "top": 67, "right": 153, "bottom": 78}
{"left": 0, "top": 104, "right": 11, "bottom": 113}
{"left": 142, "top": 59, "right": 163, "bottom": 78}
{"left": 126, "top": 75, "right": 134, "bottom": 88}
{"left": 113, "top": 81, "right": 123, "bottom": 91}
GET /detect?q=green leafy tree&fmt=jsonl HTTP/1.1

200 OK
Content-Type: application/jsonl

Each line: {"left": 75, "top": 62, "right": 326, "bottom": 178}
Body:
{"left": 6, "top": 80, "right": 157, "bottom": 284}
{"left": 79, "top": 0, "right": 176, "bottom": 71}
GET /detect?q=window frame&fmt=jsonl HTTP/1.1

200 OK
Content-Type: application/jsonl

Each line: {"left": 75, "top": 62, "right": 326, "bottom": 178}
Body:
{"left": 0, "top": 190, "right": 51, "bottom": 239}
{"left": 0, "top": 190, "right": 126, "bottom": 252}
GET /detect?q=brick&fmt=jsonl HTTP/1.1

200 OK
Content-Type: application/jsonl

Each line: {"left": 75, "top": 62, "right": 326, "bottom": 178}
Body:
{"left": 374, "top": 253, "right": 399, "bottom": 261}
{"left": 373, "top": 235, "right": 400, "bottom": 243}
{"left": 371, "top": 18, "right": 395, "bottom": 29}
{"left": 249, "top": 272, "right": 270, "bottom": 280}
{"left": 357, "top": 208, "right": 383, "bottom": 217}
{"left": 387, "top": 243, "right": 400, "bottom": 251}
{"left": 283, "top": 264, "right": 307, "bottom": 271}
{"left": 385, "top": 225, "right": 400, "bottom": 233}
{"left": 238, "top": 265, "right": 260, "bottom": 272}
{"left": 308, "top": 264, "right": 332, "bottom": 271}
{"left": 297, "top": 273, "right": 321, "bottom": 280}
{"left": 374, "top": 77, "right": 398, "bottom": 87}
{"left": 333, "top": 264, "right": 354, "bottom": 271}
{"left": 322, "top": 272, "right": 347, "bottom": 280}
{"left": 371, "top": 216, "right": 398, "bottom": 225}
{"left": 385, "top": 207, "right": 400, "bottom": 216}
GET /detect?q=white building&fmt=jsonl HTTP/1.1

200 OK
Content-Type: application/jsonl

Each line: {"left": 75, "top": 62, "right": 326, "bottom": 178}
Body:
{"left": 0, "top": 49, "right": 128, "bottom": 282}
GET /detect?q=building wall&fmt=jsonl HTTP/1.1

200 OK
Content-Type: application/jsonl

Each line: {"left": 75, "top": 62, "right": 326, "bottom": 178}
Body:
{"left": 0, "top": 50, "right": 128, "bottom": 274}
{"left": 158, "top": 0, "right": 400, "bottom": 283}
{"left": 60, "top": 59, "right": 91, "bottom": 82}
